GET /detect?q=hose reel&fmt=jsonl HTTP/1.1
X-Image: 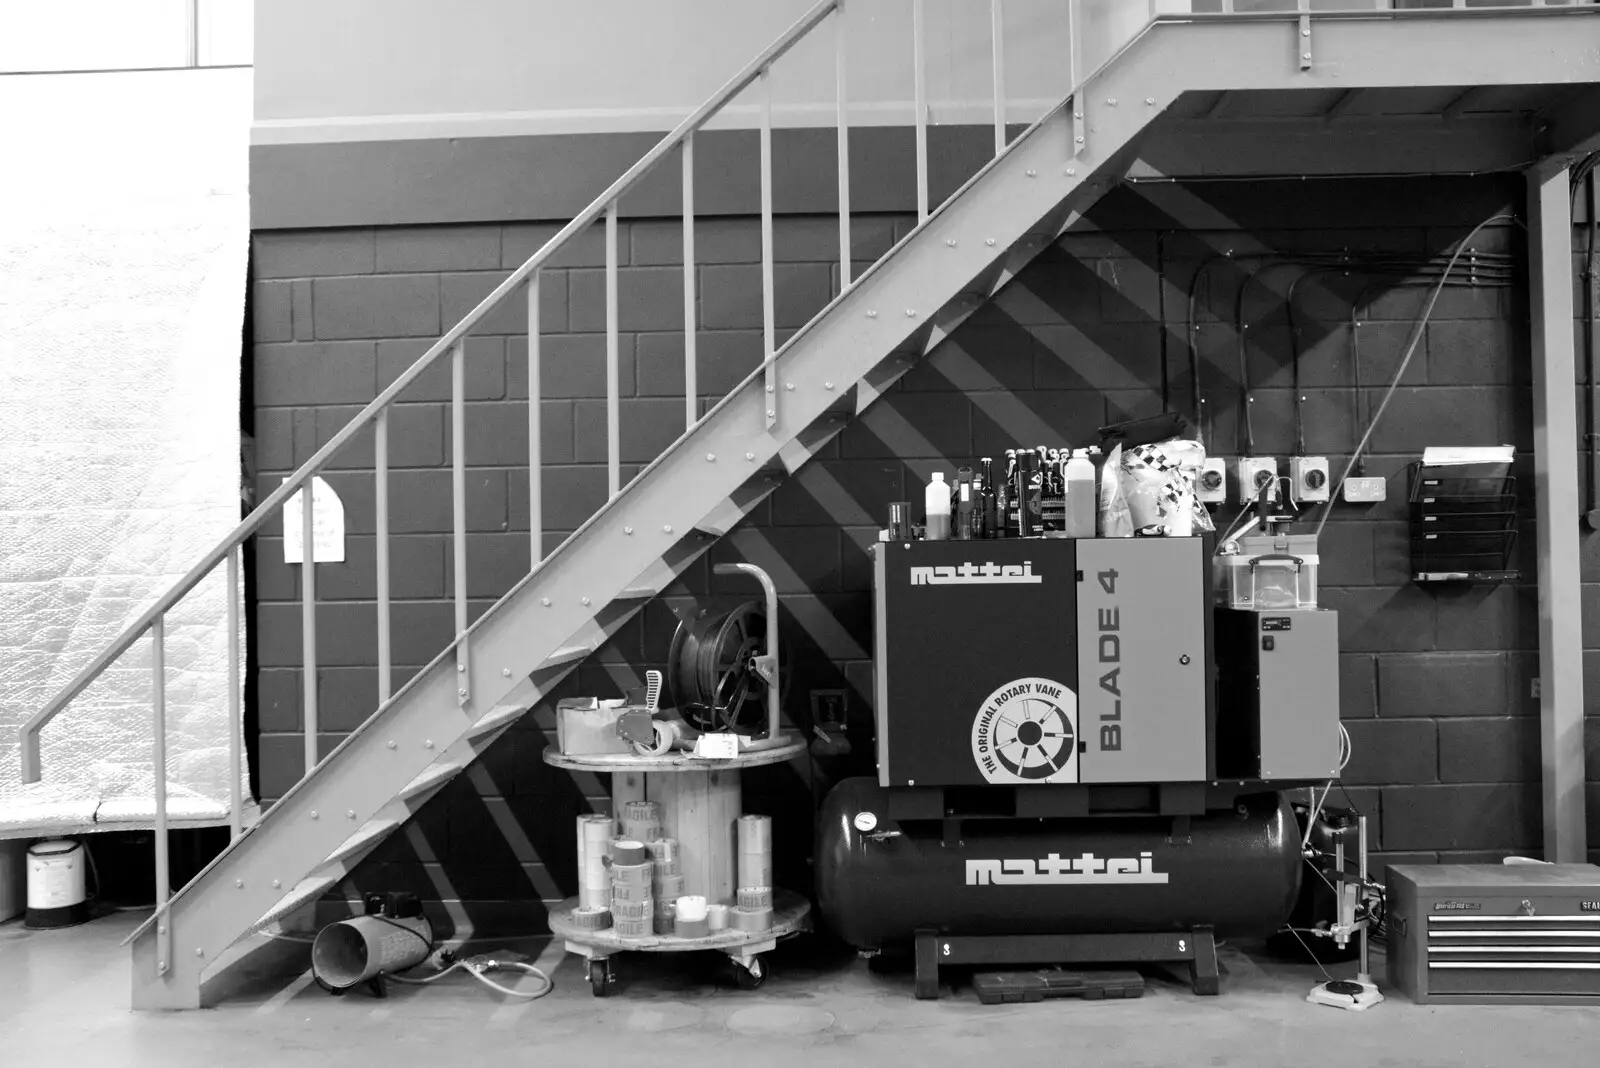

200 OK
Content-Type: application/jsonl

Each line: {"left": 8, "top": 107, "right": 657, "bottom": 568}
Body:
{"left": 666, "top": 600, "right": 790, "bottom": 734}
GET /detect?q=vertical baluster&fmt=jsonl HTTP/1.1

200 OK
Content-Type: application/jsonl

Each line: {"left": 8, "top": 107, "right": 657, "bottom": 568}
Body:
{"left": 761, "top": 66, "right": 776, "bottom": 429}
{"left": 682, "top": 136, "right": 697, "bottom": 430}
{"left": 226, "top": 547, "right": 242, "bottom": 839}
{"left": 375, "top": 409, "right": 392, "bottom": 703}
{"left": 1068, "top": 0, "right": 1082, "bottom": 94}
{"left": 836, "top": 1, "right": 852, "bottom": 289}
{"left": 991, "top": 0, "right": 1006, "bottom": 157}
{"left": 528, "top": 275, "right": 543, "bottom": 564}
{"left": 606, "top": 203, "right": 621, "bottom": 496}
{"left": 913, "top": 0, "right": 927, "bottom": 223}
{"left": 301, "top": 478, "right": 317, "bottom": 776}
{"left": 184, "top": 0, "right": 198, "bottom": 67}
{"left": 152, "top": 615, "right": 170, "bottom": 908}
{"left": 451, "top": 340, "right": 468, "bottom": 696}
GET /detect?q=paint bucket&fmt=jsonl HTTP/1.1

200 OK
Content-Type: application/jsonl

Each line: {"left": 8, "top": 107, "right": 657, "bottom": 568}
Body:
{"left": 311, "top": 913, "right": 432, "bottom": 991}
{"left": 25, "top": 839, "right": 89, "bottom": 929}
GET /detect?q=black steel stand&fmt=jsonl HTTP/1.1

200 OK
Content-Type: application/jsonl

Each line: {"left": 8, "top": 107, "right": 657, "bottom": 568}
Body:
{"left": 912, "top": 926, "right": 1219, "bottom": 1000}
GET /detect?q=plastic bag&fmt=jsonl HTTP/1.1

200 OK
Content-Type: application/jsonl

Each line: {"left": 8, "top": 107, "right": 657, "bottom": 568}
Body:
{"left": 1098, "top": 443, "right": 1133, "bottom": 537}
{"left": 1118, "top": 438, "right": 1215, "bottom": 537}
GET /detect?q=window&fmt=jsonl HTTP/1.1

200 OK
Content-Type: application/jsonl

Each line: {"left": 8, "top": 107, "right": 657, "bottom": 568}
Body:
{"left": 0, "top": 0, "right": 252, "bottom": 74}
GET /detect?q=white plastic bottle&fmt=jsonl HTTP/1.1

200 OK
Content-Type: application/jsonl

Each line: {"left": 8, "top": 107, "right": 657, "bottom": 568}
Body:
{"left": 924, "top": 471, "right": 951, "bottom": 541}
{"left": 1064, "top": 449, "right": 1097, "bottom": 537}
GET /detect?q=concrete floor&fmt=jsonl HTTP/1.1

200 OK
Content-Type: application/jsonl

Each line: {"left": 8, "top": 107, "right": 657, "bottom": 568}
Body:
{"left": 4, "top": 913, "right": 1598, "bottom": 1067}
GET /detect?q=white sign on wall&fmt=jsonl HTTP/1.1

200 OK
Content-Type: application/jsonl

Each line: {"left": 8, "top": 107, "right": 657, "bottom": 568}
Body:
{"left": 282, "top": 476, "right": 346, "bottom": 564}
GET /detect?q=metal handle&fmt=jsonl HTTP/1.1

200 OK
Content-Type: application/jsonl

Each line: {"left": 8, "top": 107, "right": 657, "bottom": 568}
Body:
{"left": 1249, "top": 553, "right": 1303, "bottom": 572}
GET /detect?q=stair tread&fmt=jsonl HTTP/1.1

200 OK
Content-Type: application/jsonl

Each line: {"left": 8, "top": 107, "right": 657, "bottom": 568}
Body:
{"left": 469, "top": 699, "right": 533, "bottom": 738}
{"left": 401, "top": 761, "right": 467, "bottom": 802}
{"left": 249, "top": 873, "right": 341, "bottom": 934}
{"left": 324, "top": 818, "right": 403, "bottom": 866}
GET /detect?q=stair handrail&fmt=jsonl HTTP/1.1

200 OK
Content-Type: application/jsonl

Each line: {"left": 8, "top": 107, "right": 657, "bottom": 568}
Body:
{"left": 16, "top": 0, "right": 844, "bottom": 782}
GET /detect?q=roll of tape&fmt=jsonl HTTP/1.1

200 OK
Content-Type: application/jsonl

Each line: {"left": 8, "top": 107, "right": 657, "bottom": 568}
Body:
{"left": 654, "top": 874, "right": 685, "bottom": 900}
{"left": 578, "top": 885, "right": 607, "bottom": 910}
{"left": 571, "top": 906, "right": 612, "bottom": 931}
{"left": 706, "top": 904, "right": 730, "bottom": 931}
{"left": 620, "top": 800, "right": 661, "bottom": 823}
{"left": 736, "top": 886, "right": 772, "bottom": 910}
{"left": 611, "top": 861, "right": 653, "bottom": 887}
{"left": 613, "top": 918, "right": 652, "bottom": 938}
{"left": 737, "top": 814, "right": 772, "bottom": 852}
{"left": 738, "top": 854, "right": 773, "bottom": 890}
{"left": 647, "top": 837, "right": 679, "bottom": 867}
{"left": 674, "top": 916, "right": 709, "bottom": 939}
{"left": 611, "top": 880, "right": 653, "bottom": 904}
{"left": 654, "top": 912, "right": 675, "bottom": 935}
{"left": 633, "top": 719, "right": 681, "bottom": 757}
{"left": 610, "top": 897, "right": 653, "bottom": 921}
{"left": 611, "top": 841, "right": 650, "bottom": 866}
{"left": 731, "top": 906, "right": 773, "bottom": 933}
{"left": 674, "top": 895, "right": 708, "bottom": 922}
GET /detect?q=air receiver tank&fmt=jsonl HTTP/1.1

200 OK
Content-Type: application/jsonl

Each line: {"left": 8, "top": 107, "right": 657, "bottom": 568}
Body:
{"left": 815, "top": 779, "right": 1301, "bottom": 948}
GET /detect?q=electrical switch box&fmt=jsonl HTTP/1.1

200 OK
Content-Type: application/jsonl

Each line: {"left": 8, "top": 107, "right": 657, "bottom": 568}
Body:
{"left": 1234, "top": 458, "right": 1279, "bottom": 504}
{"left": 1343, "top": 477, "right": 1386, "bottom": 503}
{"left": 1214, "top": 607, "right": 1340, "bottom": 781}
{"left": 1289, "top": 457, "right": 1330, "bottom": 504}
{"left": 1197, "top": 458, "right": 1227, "bottom": 504}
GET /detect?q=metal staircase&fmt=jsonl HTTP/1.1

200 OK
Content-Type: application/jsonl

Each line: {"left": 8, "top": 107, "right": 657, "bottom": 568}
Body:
{"left": 17, "top": 0, "right": 1600, "bottom": 1009}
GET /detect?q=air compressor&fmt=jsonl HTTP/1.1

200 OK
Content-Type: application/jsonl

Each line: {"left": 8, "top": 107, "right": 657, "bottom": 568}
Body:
{"left": 814, "top": 533, "right": 1343, "bottom": 997}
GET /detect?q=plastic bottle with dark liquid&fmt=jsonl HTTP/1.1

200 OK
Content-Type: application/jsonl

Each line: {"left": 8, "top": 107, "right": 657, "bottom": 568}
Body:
{"left": 979, "top": 457, "right": 997, "bottom": 539}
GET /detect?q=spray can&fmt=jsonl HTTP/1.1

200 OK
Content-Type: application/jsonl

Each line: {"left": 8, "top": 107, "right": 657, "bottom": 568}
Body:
{"left": 1065, "top": 448, "right": 1097, "bottom": 537}
{"left": 979, "top": 458, "right": 997, "bottom": 539}
{"left": 955, "top": 467, "right": 975, "bottom": 541}
{"left": 924, "top": 471, "right": 951, "bottom": 541}
{"left": 1016, "top": 450, "right": 1039, "bottom": 538}
{"left": 997, "top": 450, "right": 1016, "bottom": 538}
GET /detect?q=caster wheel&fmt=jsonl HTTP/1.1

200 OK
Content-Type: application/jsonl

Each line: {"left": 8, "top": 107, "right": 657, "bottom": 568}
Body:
{"left": 733, "top": 955, "right": 767, "bottom": 990}
{"left": 588, "top": 958, "right": 615, "bottom": 997}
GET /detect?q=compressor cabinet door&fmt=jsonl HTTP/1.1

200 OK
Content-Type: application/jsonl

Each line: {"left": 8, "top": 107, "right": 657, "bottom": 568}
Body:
{"left": 1075, "top": 538, "right": 1209, "bottom": 783}
{"left": 875, "top": 540, "right": 1078, "bottom": 787}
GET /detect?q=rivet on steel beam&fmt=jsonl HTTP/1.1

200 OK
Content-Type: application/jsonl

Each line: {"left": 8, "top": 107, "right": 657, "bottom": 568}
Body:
{"left": 1026, "top": 169, "right": 1036, "bottom": 177}
{"left": 272, "top": 880, "right": 281, "bottom": 889}
{"left": 824, "top": 382, "right": 835, "bottom": 390}
{"left": 866, "top": 309, "right": 878, "bottom": 318}
{"left": 1073, "top": 111, "right": 1082, "bottom": 120}
{"left": 159, "top": 925, "right": 167, "bottom": 934}
{"left": 706, "top": 452, "right": 717, "bottom": 461}
{"left": 458, "top": 688, "right": 467, "bottom": 697}
{"left": 502, "top": 668, "right": 511, "bottom": 677}
{"left": 1145, "top": 97, "right": 1155, "bottom": 105}
{"left": 541, "top": 597, "right": 551, "bottom": 606}
{"left": 235, "top": 879, "right": 243, "bottom": 888}
{"left": 785, "top": 383, "right": 795, "bottom": 391}
{"left": 347, "top": 810, "right": 356, "bottom": 819}
{"left": 424, "top": 740, "right": 434, "bottom": 749}
{"left": 195, "top": 948, "right": 204, "bottom": 957}
{"left": 945, "top": 239, "right": 956, "bottom": 247}
{"left": 1301, "top": 27, "right": 1309, "bottom": 36}
{"left": 624, "top": 527, "right": 633, "bottom": 535}
{"left": 581, "top": 597, "right": 591, "bottom": 606}
{"left": 905, "top": 309, "right": 917, "bottom": 317}
{"left": 663, "top": 525, "right": 674, "bottom": 533}
{"left": 311, "top": 811, "right": 319, "bottom": 819}
{"left": 765, "top": 384, "right": 773, "bottom": 393}
{"left": 1065, "top": 167, "right": 1076, "bottom": 176}
{"left": 1302, "top": 52, "right": 1311, "bottom": 60}
{"left": 745, "top": 452, "right": 755, "bottom": 461}
{"left": 158, "top": 960, "right": 166, "bottom": 969}
{"left": 1075, "top": 136, "right": 1085, "bottom": 145}
{"left": 387, "top": 740, "right": 396, "bottom": 749}
{"left": 1106, "top": 98, "right": 1117, "bottom": 106}
{"left": 457, "top": 663, "right": 465, "bottom": 672}
{"left": 985, "top": 238, "right": 996, "bottom": 246}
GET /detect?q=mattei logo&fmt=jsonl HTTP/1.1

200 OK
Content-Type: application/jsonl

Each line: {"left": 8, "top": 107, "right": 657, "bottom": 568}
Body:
{"left": 966, "top": 851, "right": 1168, "bottom": 887}
{"left": 910, "top": 561, "right": 1043, "bottom": 586}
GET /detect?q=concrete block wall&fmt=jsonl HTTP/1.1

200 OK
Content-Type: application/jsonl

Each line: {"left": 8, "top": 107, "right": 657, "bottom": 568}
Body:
{"left": 248, "top": 174, "right": 1595, "bottom": 934}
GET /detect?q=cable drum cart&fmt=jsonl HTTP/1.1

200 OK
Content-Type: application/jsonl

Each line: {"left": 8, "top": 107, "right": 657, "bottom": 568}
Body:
{"left": 545, "top": 562, "right": 810, "bottom": 996}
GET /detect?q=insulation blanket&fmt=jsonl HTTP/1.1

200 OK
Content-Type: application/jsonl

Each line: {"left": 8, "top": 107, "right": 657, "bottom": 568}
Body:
{"left": 0, "top": 69, "right": 254, "bottom": 834}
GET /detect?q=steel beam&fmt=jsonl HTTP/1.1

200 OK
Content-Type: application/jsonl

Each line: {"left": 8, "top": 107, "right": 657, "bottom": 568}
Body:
{"left": 1536, "top": 85, "right": 1600, "bottom": 177}
{"left": 1131, "top": 113, "right": 1535, "bottom": 179}
{"left": 1527, "top": 164, "right": 1586, "bottom": 864}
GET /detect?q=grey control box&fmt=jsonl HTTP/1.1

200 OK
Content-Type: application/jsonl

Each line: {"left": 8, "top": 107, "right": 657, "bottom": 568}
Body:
{"left": 1214, "top": 607, "right": 1340, "bottom": 780}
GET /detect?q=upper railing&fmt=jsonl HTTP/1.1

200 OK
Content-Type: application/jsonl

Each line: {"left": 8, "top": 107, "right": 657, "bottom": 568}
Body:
{"left": 16, "top": 0, "right": 1594, "bottom": 913}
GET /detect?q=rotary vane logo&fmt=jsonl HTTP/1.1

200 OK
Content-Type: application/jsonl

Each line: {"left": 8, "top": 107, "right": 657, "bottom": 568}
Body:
{"left": 971, "top": 677, "right": 1078, "bottom": 784}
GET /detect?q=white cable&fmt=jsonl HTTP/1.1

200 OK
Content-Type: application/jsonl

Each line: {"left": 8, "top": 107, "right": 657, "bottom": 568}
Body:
{"left": 1313, "top": 211, "right": 1519, "bottom": 539}
{"left": 1337, "top": 722, "right": 1352, "bottom": 774}
{"left": 1301, "top": 780, "right": 1334, "bottom": 852}
{"left": 389, "top": 958, "right": 553, "bottom": 1000}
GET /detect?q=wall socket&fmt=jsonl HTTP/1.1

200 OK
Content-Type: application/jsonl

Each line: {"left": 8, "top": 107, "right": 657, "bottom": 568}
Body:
{"left": 1343, "top": 477, "right": 1387, "bottom": 503}
{"left": 1234, "top": 457, "right": 1279, "bottom": 504}
{"left": 1197, "top": 458, "right": 1228, "bottom": 504}
{"left": 1289, "top": 456, "right": 1330, "bottom": 504}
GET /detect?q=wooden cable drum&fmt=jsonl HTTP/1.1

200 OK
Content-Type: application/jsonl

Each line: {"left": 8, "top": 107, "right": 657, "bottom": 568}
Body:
{"left": 665, "top": 601, "right": 791, "bottom": 733}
